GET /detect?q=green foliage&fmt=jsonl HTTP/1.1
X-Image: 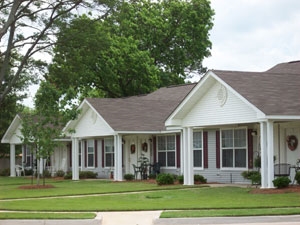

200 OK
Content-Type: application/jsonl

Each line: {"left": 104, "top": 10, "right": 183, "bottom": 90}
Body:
{"left": 241, "top": 171, "right": 261, "bottom": 185}
{"left": 43, "top": 170, "right": 51, "bottom": 178}
{"left": 124, "top": 173, "right": 134, "bottom": 181}
{"left": 64, "top": 171, "right": 72, "bottom": 180}
{"left": 79, "top": 171, "right": 97, "bottom": 179}
{"left": 45, "top": 0, "right": 214, "bottom": 102}
{"left": 0, "top": 168, "right": 10, "bottom": 176}
{"left": 156, "top": 173, "right": 174, "bottom": 185}
{"left": 295, "top": 171, "right": 300, "bottom": 185}
{"left": 178, "top": 175, "right": 184, "bottom": 184}
{"left": 194, "top": 174, "right": 207, "bottom": 183}
{"left": 56, "top": 170, "right": 65, "bottom": 177}
{"left": 273, "top": 176, "right": 291, "bottom": 188}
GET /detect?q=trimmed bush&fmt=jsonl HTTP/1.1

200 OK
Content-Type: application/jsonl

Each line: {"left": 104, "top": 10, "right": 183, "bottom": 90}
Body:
{"left": 64, "top": 171, "right": 72, "bottom": 179}
{"left": 124, "top": 173, "right": 134, "bottom": 181}
{"left": 178, "top": 175, "right": 184, "bottom": 184}
{"left": 241, "top": 171, "right": 261, "bottom": 185}
{"left": 295, "top": 171, "right": 300, "bottom": 185}
{"left": 156, "top": 173, "right": 174, "bottom": 185}
{"left": 56, "top": 170, "right": 65, "bottom": 177}
{"left": 79, "top": 171, "right": 97, "bottom": 179}
{"left": 273, "top": 176, "right": 291, "bottom": 188}
{"left": 194, "top": 174, "right": 207, "bottom": 183}
{"left": 0, "top": 168, "right": 10, "bottom": 176}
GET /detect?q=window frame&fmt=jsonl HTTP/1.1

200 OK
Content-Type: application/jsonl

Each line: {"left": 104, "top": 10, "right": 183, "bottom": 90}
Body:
{"left": 87, "top": 139, "right": 95, "bottom": 168}
{"left": 104, "top": 138, "right": 114, "bottom": 168}
{"left": 220, "top": 128, "right": 248, "bottom": 170}
{"left": 193, "top": 130, "right": 203, "bottom": 169}
{"left": 156, "top": 134, "right": 176, "bottom": 168}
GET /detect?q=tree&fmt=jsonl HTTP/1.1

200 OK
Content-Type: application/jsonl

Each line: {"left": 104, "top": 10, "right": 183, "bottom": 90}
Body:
{"left": 0, "top": 0, "right": 117, "bottom": 106}
{"left": 20, "top": 81, "right": 78, "bottom": 185}
{"left": 45, "top": 0, "right": 214, "bottom": 100}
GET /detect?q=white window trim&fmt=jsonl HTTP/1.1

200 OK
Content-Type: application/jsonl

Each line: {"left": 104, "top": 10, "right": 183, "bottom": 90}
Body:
{"left": 87, "top": 139, "right": 95, "bottom": 168}
{"left": 157, "top": 134, "right": 177, "bottom": 168}
{"left": 220, "top": 127, "right": 248, "bottom": 170}
{"left": 104, "top": 138, "right": 114, "bottom": 168}
{"left": 193, "top": 130, "right": 203, "bottom": 169}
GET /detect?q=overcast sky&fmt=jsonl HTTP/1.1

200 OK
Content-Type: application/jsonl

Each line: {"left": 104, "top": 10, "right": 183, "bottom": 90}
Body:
{"left": 203, "top": 0, "right": 300, "bottom": 72}
{"left": 23, "top": 0, "right": 300, "bottom": 107}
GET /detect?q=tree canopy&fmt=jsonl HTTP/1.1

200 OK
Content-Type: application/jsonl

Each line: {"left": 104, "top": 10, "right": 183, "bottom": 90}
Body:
{"left": 46, "top": 0, "right": 214, "bottom": 101}
{"left": 0, "top": 0, "right": 116, "bottom": 106}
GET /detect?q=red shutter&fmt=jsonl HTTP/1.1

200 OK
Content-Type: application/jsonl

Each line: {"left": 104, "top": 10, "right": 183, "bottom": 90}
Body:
{"left": 216, "top": 130, "right": 220, "bottom": 169}
{"left": 203, "top": 131, "right": 208, "bottom": 168}
{"left": 176, "top": 134, "right": 181, "bottom": 168}
{"left": 84, "top": 141, "right": 87, "bottom": 168}
{"left": 248, "top": 129, "right": 254, "bottom": 169}
{"left": 23, "top": 145, "right": 26, "bottom": 164}
{"left": 102, "top": 140, "right": 104, "bottom": 168}
{"left": 94, "top": 140, "right": 98, "bottom": 168}
{"left": 153, "top": 137, "right": 157, "bottom": 163}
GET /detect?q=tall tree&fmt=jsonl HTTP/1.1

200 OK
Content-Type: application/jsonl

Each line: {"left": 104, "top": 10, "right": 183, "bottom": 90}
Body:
{"left": 0, "top": 0, "right": 117, "bottom": 106}
{"left": 45, "top": 0, "right": 214, "bottom": 100}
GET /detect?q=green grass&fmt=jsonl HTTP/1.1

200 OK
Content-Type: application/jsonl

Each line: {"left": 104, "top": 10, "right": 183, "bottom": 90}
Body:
{"left": 1, "top": 177, "right": 300, "bottom": 219}
{"left": 0, "top": 177, "right": 184, "bottom": 199}
{"left": 0, "top": 212, "right": 96, "bottom": 219}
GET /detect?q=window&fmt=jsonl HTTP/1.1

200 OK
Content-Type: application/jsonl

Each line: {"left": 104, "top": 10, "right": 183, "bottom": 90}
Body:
{"left": 221, "top": 128, "right": 247, "bottom": 168}
{"left": 79, "top": 141, "right": 82, "bottom": 167}
{"left": 87, "top": 140, "right": 94, "bottom": 167}
{"left": 25, "top": 146, "right": 32, "bottom": 167}
{"left": 105, "top": 138, "right": 114, "bottom": 167}
{"left": 193, "top": 131, "right": 203, "bottom": 168}
{"left": 157, "top": 135, "right": 176, "bottom": 167}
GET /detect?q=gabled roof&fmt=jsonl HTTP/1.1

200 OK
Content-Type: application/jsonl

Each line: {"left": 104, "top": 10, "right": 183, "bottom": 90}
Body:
{"left": 1, "top": 114, "right": 22, "bottom": 143}
{"left": 85, "top": 84, "right": 196, "bottom": 132}
{"left": 213, "top": 61, "right": 300, "bottom": 115}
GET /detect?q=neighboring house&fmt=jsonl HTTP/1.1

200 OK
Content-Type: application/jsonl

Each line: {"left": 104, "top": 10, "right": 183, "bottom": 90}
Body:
{"left": 2, "top": 61, "right": 300, "bottom": 188}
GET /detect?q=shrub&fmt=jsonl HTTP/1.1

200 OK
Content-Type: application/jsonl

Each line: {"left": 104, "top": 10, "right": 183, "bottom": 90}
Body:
{"left": 156, "top": 173, "right": 174, "bottom": 185}
{"left": 295, "top": 171, "right": 300, "bottom": 185}
{"left": 178, "top": 175, "right": 184, "bottom": 184}
{"left": 43, "top": 169, "right": 51, "bottom": 178}
{"left": 124, "top": 173, "right": 134, "bottom": 181}
{"left": 194, "top": 174, "right": 207, "bottom": 183}
{"left": 273, "top": 176, "right": 291, "bottom": 188}
{"left": 0, "top": 168, "right": 10, "bottom": 176}
{"left": 79, "top": 171, "right": 97, "bottom": 179}
{"left": 64, "top": 171, "right": 72, "bottom": 179}
{"left": 241, "top": 171, "right": 261, "bottom": 185}
{"left": 56, "top": 170, "right": 65, "bottom": 177}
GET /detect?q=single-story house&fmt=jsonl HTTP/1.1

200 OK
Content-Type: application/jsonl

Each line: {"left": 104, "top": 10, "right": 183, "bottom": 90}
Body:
{"left": 2, "top": 60, "right": 300, "bottom": 188}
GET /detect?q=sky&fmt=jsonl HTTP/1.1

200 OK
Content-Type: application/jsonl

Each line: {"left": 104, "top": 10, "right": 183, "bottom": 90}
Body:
{"left": 22, "top": 0, "right": 300, "bottom": 107}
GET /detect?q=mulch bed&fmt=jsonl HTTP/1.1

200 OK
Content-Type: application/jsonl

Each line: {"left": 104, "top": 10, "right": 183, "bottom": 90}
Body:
{"left": 250, "top": 185, "right": 300, "bottom": 194}
{"left": 18, "top": 184, "right": 55, "bottom": 189}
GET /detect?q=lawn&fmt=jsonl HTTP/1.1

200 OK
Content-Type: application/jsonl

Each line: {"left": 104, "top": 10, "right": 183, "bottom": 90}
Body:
{"left": 1, "top": 177, "right": 300, "bottom": 219}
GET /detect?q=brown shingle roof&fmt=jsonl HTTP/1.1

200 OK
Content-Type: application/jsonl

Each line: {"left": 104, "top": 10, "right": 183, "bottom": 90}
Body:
{"left": 213, "top": 61, "right": 300, "bottom": 115}
{"left": 86, "top": 83, "right": 196, "bottom": 131}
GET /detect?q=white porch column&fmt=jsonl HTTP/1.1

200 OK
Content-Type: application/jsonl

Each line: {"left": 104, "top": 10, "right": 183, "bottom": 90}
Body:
{"left": 260, "top": 122, "right": 268, "bottom": 188}
{"left": 10, "top": 144, "right": 16, "bottom": 177}
{"left": 183, "top": 127, "right": 194, "bottom": 185}
{"left": 267, "top": 120, "right": 274, "bottom": 188}
{"left": 114, "top": 134, "right": 123, "bottom": 181}
{"left": 72, "top": 138, "right": 79, "bottom": 180}
{"left": 180, "top": 130, "right": 184, "bottom": 175}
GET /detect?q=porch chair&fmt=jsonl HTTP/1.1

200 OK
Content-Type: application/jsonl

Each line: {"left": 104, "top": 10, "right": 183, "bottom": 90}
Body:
{"left": 132, "top": 164, "right": 143, "bottom": 180}
{"left": 15, "top": 165, "right": 25, "bottom": 176}
{"left": 274, "top": 163, "right": 291, "bottom": 178}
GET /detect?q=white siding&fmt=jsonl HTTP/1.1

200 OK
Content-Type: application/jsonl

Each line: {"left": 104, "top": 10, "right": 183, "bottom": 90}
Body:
{"left": 10, "top": 124, "right": 23, "bottom": 144}
{"left": 73, "top": 108, "right": 114, "bottom": 138}
{"left": 183, "top": 82, "right": 258, "bottom": 127}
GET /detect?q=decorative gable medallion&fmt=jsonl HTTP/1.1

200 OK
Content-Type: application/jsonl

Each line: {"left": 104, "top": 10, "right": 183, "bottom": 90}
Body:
{"left": 217, "top": 84, "right": 227, "bottom": 107}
